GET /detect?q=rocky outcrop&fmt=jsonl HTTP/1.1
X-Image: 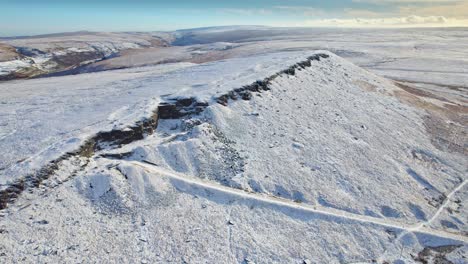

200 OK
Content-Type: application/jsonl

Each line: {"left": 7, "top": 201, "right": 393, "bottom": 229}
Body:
{"left": 216, "top": 53, "right": 329, "bottom": 106}
{"left": 413, "top": 245, "right": 463, "bottom": 264}
{"left": 158, "top": 98, "right": 208, "bottom": 119}
{"left": 0, "top": 53, "right": 330, "bottom": 210}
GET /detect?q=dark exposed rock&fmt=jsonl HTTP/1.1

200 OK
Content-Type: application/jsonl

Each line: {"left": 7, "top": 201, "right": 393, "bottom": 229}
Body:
{"left": 0, "top": 180, "right": 25, "bottom": 209}
{"left": 99, "top": 152, "right": 133, "bottom": 160}
{"left": 158, "top": 97, "right": 207, "bottom": 119}
{"left": 215, "top": 53, "right": 330, "bottom": 106}
{"left": 309, "top": 53, "right": 330, "bottom": 61}
{"left": 158, "top": 103, "right": 179, "bottom": 119}
{"left": 216, "top": 94, "right": 229, "bottom": 106}
{"left": 297, "top": 60, "right": 312, "bottom": 69}
{"left": 240, "top": 91, "right": 252, "bottom": 100}
{"left": 35, "top": 220, "right": 49, "bottom": 225}
{"left": 176, "top": 97, "right": 196, "bottom": 107}
{"left": 95, "top": 127, "right": 145, "bottom": 149}
{"left": 413, "top": 244, "right": 463, "bottom": 264}
{"left": 76, "top": 110, "right": 159, "bottom": 154}
{"left": 73, "top": 140, "right": 95, "bottom": 158}
{"left": 0, "top": 111, "right": 158, "bottom": 210}
{"left": 282, "top": 66, "right": 296, "bottom": 75}
{"left": 0, "top": 53, "right": 330, "bottom": 210}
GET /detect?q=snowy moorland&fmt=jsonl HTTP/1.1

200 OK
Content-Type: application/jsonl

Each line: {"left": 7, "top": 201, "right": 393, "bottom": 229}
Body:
{"left": 2, "top": 27, "right": 468, "bottom": 88}
{"left": 0, "top": 31, "right": 173, "bottom": 80}
{"left": 0, "top": 28, "right": 467, "bottom": 263}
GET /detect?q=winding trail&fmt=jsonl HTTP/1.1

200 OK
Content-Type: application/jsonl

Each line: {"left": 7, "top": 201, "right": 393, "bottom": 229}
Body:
{"left": 376, "top": 179, "right": 467, "bottom": 261}
{"left": 424, "top": 179, "right": 467, "bottom": 227}
{"left": 132, "top": 160, "right": 467, "bottom": 243}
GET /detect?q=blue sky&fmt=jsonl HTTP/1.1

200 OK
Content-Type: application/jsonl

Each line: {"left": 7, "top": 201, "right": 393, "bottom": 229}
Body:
{"left": 1, "top": 0, "right": 467, "bottom": 36}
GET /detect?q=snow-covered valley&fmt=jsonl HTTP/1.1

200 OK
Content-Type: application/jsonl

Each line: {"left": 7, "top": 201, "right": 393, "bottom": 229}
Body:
{"left": 0, "top": 31, "right": 173, "bottom": 80}
{"left": 0, "top": 28, "right": 467, "bottom": 263}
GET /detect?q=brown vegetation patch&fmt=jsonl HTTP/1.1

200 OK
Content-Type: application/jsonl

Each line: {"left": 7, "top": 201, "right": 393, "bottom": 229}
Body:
{"left": 0, "top": 43, "right": 21, "bottom": 62}
{"left": 353, "top": 80, "right": 378, "bottom": 92}
{"left": 395, "top": 82, "right": 451, "bottom": 103}
{"left": 393, "top": 82, "right": 467, "bottom": 155}
{"left": 52, "top": 51, "right": 104, "bottom": 69}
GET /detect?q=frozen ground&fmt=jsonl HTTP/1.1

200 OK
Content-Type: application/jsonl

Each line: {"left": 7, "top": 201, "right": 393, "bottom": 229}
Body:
{"left": 0, "top": 31, "right": 173, "bottom": 80}
{"left": 0, "top": 48, "right": 466, "bottom": 263}
{"left": 78, "top": 27, "right": 468, "bottom": 89}
{"left": 2, "top": 27, "right": 468, "bottom": 89}
{"left": 0, "top": 51, "right": 327, "bottom": 188}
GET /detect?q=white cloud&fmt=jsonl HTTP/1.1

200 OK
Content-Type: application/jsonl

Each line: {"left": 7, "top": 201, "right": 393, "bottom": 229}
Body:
{"left": 404, "top": 15, "right": 448, "bottom": 23}
{"left": 351, "top": 0, "right": 468, "bottom": 19}
{"left": 273, "top": 6, "right": 325, "bottom": 16}
{"left": 398, "top": 2, "right": 468, "bottom": 18}
{"left": 217, "top": 8, "right": 272, "bottom": 16}
{"left": 352, "top": 0, "right": 462, "bottom": 3}
{"left": 302, "top": 15, "right": 468, "bottom": 28}
{"left": 214, "top": 3, "right": 468, "bottom": 27}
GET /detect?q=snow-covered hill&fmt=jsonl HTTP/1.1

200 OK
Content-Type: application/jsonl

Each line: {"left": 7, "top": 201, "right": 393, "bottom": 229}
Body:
{"left": 0, "top": 51, "right": 466, "bottom": 263}
{"left": 2, "top": 28, "right": 468, "bottom": 92}
{"left": 0, "top": 31, "right": 173, "bottom": 80}
{"left": 0, "top": 51, "right": 325, "bottom": 187}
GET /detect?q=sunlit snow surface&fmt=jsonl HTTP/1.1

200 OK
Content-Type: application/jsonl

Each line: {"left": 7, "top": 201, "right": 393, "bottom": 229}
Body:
{"left": 0, "top": 46, "right": 466, "bottom": 262}
{"left": 0, "top": 51, "right": 324, "bottom": 186}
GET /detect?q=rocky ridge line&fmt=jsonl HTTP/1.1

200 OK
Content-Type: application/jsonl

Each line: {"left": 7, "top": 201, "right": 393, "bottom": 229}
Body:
{"left": 0, "top": 53, "right": 330, "bottom": 209}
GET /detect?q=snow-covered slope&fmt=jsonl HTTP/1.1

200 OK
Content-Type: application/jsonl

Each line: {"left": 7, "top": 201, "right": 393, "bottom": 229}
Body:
{"left": 3, "top": 27, "right": 467, "bottom": 92}
{"left": 146, "top": 57, "right": 465, "bottom": 225}
{"left": 0, "top": 31, "right": 173, "bottom": 80}
{"left": 0, "top": 51, "right": 328, "bottom": 188}
{"left": 0, "top": 51, "right": 466, "bottom": 263}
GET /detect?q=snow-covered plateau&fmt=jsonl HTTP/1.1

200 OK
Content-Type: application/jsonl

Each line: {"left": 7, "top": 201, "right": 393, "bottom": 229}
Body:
{"left": 0, "top": 32, "right": 467, "bottom": 263}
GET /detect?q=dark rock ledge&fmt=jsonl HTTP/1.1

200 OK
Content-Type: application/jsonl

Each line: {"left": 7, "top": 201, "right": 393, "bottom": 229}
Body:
{"left": 0, "top": 53, "right": 330, "bottom": 209}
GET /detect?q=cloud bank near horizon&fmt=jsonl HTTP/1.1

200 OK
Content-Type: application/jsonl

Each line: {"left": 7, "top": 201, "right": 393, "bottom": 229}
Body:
{"left": 0, "top": 0, "right": 467, "bottom": 36}
{"left": 300, "top": 15, "right": 468, "bottom": 28}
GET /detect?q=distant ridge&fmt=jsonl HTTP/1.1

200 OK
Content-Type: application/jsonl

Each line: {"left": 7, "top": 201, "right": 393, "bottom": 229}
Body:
{"left": 0, "top": 31, "right": 96, "bottom": 40}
